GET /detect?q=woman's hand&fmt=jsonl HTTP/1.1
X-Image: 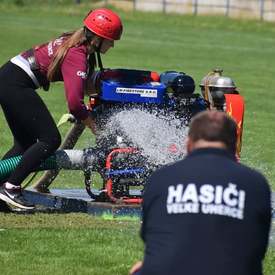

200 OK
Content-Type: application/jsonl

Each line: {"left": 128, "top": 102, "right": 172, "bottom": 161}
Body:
{"left": 129, "top": 261, "right": 143, "bottom": 275}
{"left": 82, "top": 115, "right": 96, "bottom": 134}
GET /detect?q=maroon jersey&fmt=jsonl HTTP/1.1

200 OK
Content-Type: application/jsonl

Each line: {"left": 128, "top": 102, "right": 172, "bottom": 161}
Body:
{"left": 14, "top": 36, "right": 90, "bottom": 121}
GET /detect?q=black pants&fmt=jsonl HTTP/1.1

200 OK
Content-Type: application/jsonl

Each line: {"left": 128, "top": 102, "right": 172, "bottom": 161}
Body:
{"left": 0, "top": 61, "right": 61, "bottom": 186}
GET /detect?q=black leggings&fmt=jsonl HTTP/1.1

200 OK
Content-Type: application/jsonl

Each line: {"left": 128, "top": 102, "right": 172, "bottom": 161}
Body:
{"left": 0, "top": 61, "right": 61, "bottom": 186}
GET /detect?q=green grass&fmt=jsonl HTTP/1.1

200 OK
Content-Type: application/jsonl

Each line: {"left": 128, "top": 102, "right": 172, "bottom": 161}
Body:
{"left": 0, "top": 213, "right": 143, "bottom": 275}
{"left": 1, "top": 3, "right": 275, "bottom": 189}
{"left": 0, "top": 213, "right": 274, "bottom": 275}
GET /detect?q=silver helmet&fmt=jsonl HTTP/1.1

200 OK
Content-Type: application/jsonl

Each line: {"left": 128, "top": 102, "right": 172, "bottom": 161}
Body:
{"left": 199, "top": 68, "right": 223, "bottom": 88}
{"left": 200, "top": 68, "right": 223, "bottom": 100}
{"left": 209, "top": 76, "right": 237, "bottom": 89}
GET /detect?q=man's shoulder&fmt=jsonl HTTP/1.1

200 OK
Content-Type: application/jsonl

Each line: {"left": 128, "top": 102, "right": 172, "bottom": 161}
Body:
{"left": 187, "top": 150, "right": 266, "bottom": 177}
{"left": 148, "top": 159, "right": 187, "bottom": 183}
{"left": 234, "top": 161, "right": 267, "bottom": 181}
{"left": 153, "top": 158, "right": 186, "bottom": 174}
{"left": 149, "top": 151, "right": 269, "bottom": 186}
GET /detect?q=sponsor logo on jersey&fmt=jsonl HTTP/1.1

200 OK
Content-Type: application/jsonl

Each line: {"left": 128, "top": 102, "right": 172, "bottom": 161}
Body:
{"left": 116, "top": 87, "right": 157, "bottom": 98}
{"left": 48, "top": 37, "right": 64, "bottom": 57}
{"left": 77, "top": 71, "right": 87, "bottom": 79}
{"left": 166, "top": 183, "right": 246, "bottom": 220}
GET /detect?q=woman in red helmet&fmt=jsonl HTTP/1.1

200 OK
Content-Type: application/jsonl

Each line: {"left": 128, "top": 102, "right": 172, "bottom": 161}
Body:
{"left": 0, "top": 8, "right": 123, "bottom": 209}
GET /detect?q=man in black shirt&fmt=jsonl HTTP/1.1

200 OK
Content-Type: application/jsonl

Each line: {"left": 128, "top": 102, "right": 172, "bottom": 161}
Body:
{"left": 130, "top": 110, "right": 271, "bottom": 275}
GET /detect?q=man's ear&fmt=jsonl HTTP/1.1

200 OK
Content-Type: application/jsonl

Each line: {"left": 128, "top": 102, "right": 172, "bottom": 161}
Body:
{"left": 186, "top": 137, "right": 194, "bottom": 154}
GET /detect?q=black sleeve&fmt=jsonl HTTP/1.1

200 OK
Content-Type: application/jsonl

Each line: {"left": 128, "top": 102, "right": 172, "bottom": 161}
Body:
{"left": 140, "top": 175, "right": 153, "bottom": 242}
{"left": 140, "top": 170, "right": 162, "bottom": 242}
{"left": 258, "top": 176, "right": 272, "bottom": 257}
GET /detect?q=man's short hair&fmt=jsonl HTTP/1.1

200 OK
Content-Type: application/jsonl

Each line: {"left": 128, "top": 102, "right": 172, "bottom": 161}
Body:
{"left": 188, "top": 110, "right": 237, "bottom": 154}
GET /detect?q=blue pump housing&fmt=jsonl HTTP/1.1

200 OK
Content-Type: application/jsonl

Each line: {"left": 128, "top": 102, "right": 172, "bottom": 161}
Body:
{"left": 100, "top": 80, "right": 167, "bottom": 104}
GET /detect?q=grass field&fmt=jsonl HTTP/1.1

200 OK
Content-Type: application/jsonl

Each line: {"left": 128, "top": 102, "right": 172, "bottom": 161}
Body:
{"left": 0, "top": 1, "right": 274, "bottom": 274}
{"left": 0, "top": 214, "right": 143, "bottom": 275}
{"left": 0, "top": 213, "right": 274, "bottom": 275}
{"left": 1, "top": 1, "right": 275, "bottom": 189}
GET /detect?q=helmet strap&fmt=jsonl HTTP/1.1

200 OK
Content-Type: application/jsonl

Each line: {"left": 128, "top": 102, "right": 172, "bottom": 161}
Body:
{"left": 88, "top": 51, "right": 103, "bottom": 73}
{"left": 84, "top": 27, "right": 94, "bottom": 43}
{"left": 85, "top": 28, "right": 104, "bottom": 72}
{"left": 96, "top": 40, "right": 104, "bottom": 72}
{"left": 96, "top": 51, "right": 103, "bottom": 71}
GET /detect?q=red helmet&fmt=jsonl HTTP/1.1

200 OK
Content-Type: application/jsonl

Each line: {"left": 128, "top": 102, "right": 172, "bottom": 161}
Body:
{"left": 83, "top": 8, "right": 123, "bottom": 41}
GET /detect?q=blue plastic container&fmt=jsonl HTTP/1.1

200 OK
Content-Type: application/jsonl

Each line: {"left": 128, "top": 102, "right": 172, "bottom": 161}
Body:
{"left": 100, "top": 80, "right": 167, "bottom": 104}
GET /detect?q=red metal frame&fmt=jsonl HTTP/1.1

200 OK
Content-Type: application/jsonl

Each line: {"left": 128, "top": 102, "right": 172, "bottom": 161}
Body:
{"left": 104, "top": 148, "right": 143, "bottom": 204}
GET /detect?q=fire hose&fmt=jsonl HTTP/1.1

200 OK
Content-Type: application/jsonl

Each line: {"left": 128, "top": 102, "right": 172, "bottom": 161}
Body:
{"left": 0, "top": 149, "right": 97, "bottom": 181}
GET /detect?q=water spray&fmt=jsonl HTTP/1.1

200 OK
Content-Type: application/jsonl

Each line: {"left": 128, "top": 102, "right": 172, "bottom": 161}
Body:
{"left": 0, "top": 68, "right": 244, "bottom": 204}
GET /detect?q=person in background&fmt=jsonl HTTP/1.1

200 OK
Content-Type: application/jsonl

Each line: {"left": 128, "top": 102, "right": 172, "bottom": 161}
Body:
{"left": 130, "top": 110, "right": 271, "bottom": 275}
{"left": 0, "top": 8, "right": 123, "bottom": 209}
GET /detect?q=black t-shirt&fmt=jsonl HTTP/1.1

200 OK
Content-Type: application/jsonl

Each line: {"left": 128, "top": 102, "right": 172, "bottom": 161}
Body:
{"left": 140, "top": 148, "right": 271, "bottom": 275}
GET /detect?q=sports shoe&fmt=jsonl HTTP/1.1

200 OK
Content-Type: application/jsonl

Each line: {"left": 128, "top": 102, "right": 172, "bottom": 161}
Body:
{"left": 0, "top": 185, "right": 34, "bottom": 210}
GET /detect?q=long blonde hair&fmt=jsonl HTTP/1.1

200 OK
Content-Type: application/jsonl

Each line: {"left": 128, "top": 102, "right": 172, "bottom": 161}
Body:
{"left": 47, "top": 28, "right": 89, "bottom": 81}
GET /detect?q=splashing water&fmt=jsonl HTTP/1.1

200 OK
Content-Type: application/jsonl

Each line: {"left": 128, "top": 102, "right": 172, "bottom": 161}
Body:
{"left": 98, "top": 108, "right": 189, "bottom": 166}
